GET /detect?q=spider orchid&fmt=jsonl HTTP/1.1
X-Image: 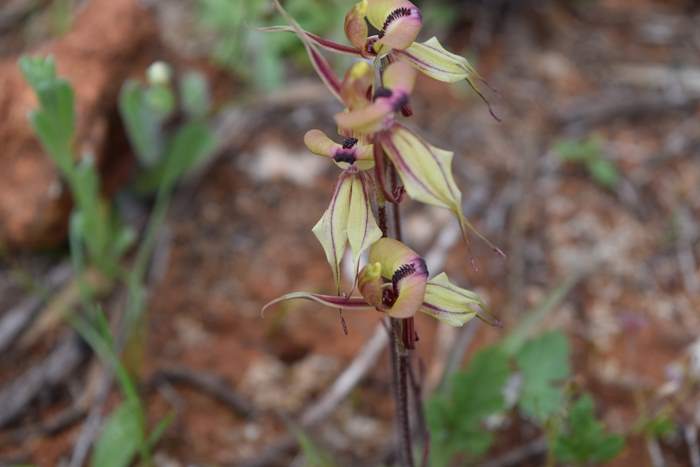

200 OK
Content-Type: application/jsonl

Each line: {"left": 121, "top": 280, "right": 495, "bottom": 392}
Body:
{"left": 263, "top": 238, "right": 489, "bottom": 328}
{"left": 303, "top": 130, "right": 382, "bottom": 295}
{"left": 266, "top": 0, "right": 495, "bottom": 116}
{"left": 337, "top": 61, "right": 505, "bottom": 257}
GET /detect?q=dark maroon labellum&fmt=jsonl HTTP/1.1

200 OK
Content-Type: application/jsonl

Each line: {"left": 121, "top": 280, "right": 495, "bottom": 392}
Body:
{"left": 333, "top": 149, "right": 357, "bottom": 165}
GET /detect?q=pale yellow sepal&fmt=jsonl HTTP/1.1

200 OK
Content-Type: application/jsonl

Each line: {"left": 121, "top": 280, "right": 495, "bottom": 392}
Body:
{"left": 420, "top": 272, "right": 484, "bottom": 327}
{"left": 313, "top": 173, "right": 382, "bottom": 294}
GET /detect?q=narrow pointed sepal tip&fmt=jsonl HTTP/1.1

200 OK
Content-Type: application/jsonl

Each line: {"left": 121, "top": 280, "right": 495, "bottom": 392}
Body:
{"left": 476, "top": 312, "right": 503, "bottom": 328}
{"left": 261, "top": 291, "right": 373, "bottom": 318}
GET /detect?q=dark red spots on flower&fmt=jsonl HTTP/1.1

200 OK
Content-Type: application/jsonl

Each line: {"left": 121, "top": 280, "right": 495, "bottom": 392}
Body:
{"left": 342, "top": 137, "right": 359, "bottom": 149}
{"left": 392, "top": 262, "right": 416, "bottom": 290}
{"left": 379, "top": 7, "right": 416, "bottom": 38}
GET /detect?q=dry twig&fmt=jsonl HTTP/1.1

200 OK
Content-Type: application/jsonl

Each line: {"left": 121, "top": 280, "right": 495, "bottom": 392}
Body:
{"left": 152, "top": 366, "right": 256, "bottom": 419}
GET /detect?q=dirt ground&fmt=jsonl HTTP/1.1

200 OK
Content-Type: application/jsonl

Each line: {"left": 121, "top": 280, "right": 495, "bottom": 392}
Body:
{"left": 0, "top": 0, "right": 699, "bottom": 466}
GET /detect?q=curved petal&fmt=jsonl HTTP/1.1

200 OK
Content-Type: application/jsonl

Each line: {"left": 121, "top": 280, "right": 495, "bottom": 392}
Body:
{"left": 304, "top": 129, "right": 339, "bottom": 157}
{"left": 419, "top": 272, "right": 484, "bottom": 327}
{"left": 312, "top": 174, "right": 353, "bottom": 292}
{"left": 380, "top": 126, "right": 503, "bottom": 256}
{"left": 335, "top": 99, "right": 394, "bottom": 136}
{"left": 262, "top": 292, "right": 373, "bottom": 315}
{"left": 395, "top": 37, "right": 499, "bottom": 120}
{"left": 261, "top": 26, "right": 362, "bottom": 56}
{"left": 272, "top": 0, "right": 343, "bottom": 101}
{"left": 376, "top": 4, "right": 422, "bottom": 50}
{"left": 366, "top": 0, "right": 418, "bottom": 30}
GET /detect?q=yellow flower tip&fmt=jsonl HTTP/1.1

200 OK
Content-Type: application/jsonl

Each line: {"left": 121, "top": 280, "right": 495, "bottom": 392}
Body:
{"left": 304, "top": 129, "right": 337, "bottom": 157}
{"left": 341, "top": 62, "right": 374, "bottom": 111}
{"left": 358, "top": 262, "right": 385, "bottom": 309}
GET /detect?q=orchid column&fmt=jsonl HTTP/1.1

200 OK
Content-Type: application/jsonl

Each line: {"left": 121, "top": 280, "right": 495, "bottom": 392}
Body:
{"left": 264, "top": 1, "right": 501, "bottom": 465}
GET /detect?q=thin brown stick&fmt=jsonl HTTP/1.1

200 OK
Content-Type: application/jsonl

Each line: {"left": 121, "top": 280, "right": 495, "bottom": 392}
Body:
{"left": 152, "top": 366, "right": 256, "bottom": 419}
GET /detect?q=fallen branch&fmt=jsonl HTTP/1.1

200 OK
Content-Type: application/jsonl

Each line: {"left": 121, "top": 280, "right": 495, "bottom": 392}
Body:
{"left": 0, "top": 333, "right": 85, "bottom": 427}
{"left": 480, "top": 437, "right": 548, "bottom": 467}
{"left": 152, "top": 366, "right": 256, "bottom": 419}
{"left": 0, "top": 261, "right": 72, "bottom": 354}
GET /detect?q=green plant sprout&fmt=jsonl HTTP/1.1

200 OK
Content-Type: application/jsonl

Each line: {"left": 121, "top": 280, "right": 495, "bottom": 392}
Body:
{"left": 21, "top": 56, "right": 215, "bottom": 466}
{"left": 20, "top": 55, "right": 134, "bottom": 280}
{"left": 555, "top": 137, "right": 620, "bottom": 189}
{"left": 73, "top": 307, "right": 174, "bottom": 467}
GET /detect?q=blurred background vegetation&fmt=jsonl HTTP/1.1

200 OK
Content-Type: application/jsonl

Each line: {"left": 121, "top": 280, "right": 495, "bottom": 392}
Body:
{"left": 1, "top": 0, "right": 699, "bottom": 466}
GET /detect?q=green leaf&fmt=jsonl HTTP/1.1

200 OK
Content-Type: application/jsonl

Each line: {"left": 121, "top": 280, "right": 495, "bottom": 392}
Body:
{"left": 292, "top": 426, "right": 338, "bottom": 467}
{"left": 588, "top": 158, "right": 620, "bottom": 189}
{"left": 119, "top": 80, "right": 164, "bottom": 167}
{"left": 163, "top": 122, "right": 216, "bottom": 188}
{"left": 19, "top": 55, "right": 57, "bottom": 89}
{"left": 428, "top": 346, "right": 510, "bottom": 465}
{"left": 26, "top": 77, "right": 76, "bottom": 176}
{"left": 91, "top": 401, "right": 142, "bottom": 467}
{"left": 147, "top": 412, "right": 176, "bottom": 449}
{"left": 554, "top": 138, "right": 601, "bottom": 163}
{"left": 516, "top": 331, "right": 570, "bottom": 422}
{"left": 554, "top": 394, "right": 625, "bottom": 464}
{"left": 180, "top": 71, "right": 211, "bottom": 119}
{"left": 136, "top": 121, "right": 216, "bottom": 192}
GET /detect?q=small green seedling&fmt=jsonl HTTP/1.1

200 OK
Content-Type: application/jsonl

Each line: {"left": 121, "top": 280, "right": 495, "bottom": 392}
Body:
{"left": 21, "top": 55, "right": 134, "bottom": 279}
{"left": 73, "top": 308, "right": 174, "bottom": 467}
{"left": 555, "top": 137, "right": 620, "bottom": 189}
{"left": 553, "top": 394, "right": 625, "bottom": 465}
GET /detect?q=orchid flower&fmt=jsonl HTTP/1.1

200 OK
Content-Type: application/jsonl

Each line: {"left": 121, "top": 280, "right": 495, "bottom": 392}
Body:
{"left": 267, "top": 0, "right": 494, "bottom": 115}
{"left": 263, "top": 238, "right": 488, "bottom": 327}
{"left": 303, "top": 130, "right": 382, "bottom": 294}
{"left": 335, "top": 61, "right": 504, "bottom": 257}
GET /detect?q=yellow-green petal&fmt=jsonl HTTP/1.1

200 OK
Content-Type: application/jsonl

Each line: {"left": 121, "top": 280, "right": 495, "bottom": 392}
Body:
{"left": 381, "top": 126, "right": 502, "bottom": 255}
{"left": 420, "top": 272, "right": 485, "bottom": 327}
{"left": 312, "top": 174, "right": 353, "bottom": 292}
{"left": 347, "top": 173, "right": 383, "bottom": 276}
{"left": 398, "top": 37, "right": 479, "bottom": 84}
{"left": 304, "top": 129, "right": 338, "bottom": 157}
